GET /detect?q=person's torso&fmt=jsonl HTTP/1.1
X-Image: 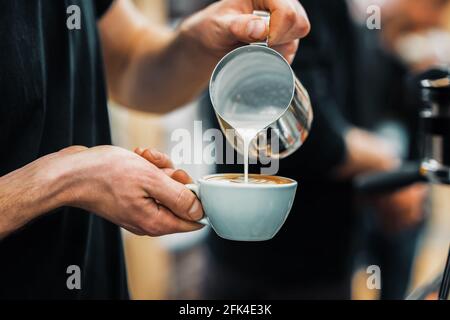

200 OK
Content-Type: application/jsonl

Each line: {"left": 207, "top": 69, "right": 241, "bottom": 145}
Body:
{"left": 0, "top": 0, "right": 128, "bottom": 299}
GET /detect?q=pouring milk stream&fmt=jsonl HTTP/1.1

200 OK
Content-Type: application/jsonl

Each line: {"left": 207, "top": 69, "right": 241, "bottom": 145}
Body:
{"left": 210, "top": 11, "right": 301, "bottom": 183}
{"left": 223, "top": 113, "right": 284, "bottom": 183}
{"left": 221, "top": 11, "right": 273, "bottom": 183}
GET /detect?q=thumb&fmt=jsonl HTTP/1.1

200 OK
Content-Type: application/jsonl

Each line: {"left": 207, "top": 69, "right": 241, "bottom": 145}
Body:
{"left": 227, "top": 14, "right": 269, "bottom": 44}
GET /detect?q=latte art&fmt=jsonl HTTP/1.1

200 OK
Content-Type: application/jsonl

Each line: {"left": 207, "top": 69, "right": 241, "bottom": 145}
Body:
{"left": 206, "top": 174, "right": 292, "bottom": 185}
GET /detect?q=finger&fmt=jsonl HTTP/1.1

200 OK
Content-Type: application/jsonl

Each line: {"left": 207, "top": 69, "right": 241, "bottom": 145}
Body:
{"left": 272, "top": 39, "right": 299, "bottom": 63}
{"left": 253, "top": 0, "right": 310, "bottom": 45}
{"left": 142, "top": 204, "right": 204, "bottom": 236}
{"left": 171, "top": 169, "right": 194, "bottom": 184}
{"left": 145, "top": 171, "right": 204, "bottom": 221}
{"left": 140, "top": 148, "right": 174, "bottom": 169}
{"left": 156, "top": 168, "right": 192, "bottom": 205}
{"left": 162, "top": 168, "right": 176, "bottom": 176}
{"left": 226, "top": 14, "right": 269, "bottom": 43}
{"left": 134, "top": 147, "right": 144, "bottom": 156}
{"left": 160, "top": 168, "right": 194, "bottom": 185}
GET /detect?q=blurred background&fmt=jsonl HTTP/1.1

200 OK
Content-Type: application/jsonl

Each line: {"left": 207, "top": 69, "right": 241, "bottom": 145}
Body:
{"left": 109, "top": 0, "right": 450, "bottom": 300}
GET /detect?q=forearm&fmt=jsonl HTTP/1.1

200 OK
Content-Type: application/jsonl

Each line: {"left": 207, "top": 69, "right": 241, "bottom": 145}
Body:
{"left": 100, "top": 0, "right": 308, "bottom": 114}
{"left": 0, "top": 153, "right": 75, "bottom": 239}
{"left": 115, "top": 26, "right": 218, "bottom": 114}
{"left": 335, "top": 128, "right": 400, "bottom": 179}
{"left": 99, "top": 0, "right": 219, "bottom": 114}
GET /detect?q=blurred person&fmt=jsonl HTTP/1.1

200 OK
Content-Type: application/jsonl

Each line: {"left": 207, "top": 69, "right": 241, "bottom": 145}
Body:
{"left": 198, "top": 0, "right": 428, "bottom": 299}
{"left": 0, "top": 0, "right": 310, "bottom": 299}
{"left": 380, "top": 0, "right": 450, "bottom": 49}
{"left": 351, "top": 0, "right": 450, "bottom": 299}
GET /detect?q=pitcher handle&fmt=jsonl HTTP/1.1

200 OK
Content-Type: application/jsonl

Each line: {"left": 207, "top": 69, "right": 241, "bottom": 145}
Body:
{"left": 251, "top": 10, "right": 270, "bottom": 47}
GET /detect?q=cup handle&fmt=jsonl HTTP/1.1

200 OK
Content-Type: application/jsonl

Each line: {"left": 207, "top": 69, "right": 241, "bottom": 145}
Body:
{"left": 185, "top": 184, "right": 209, "bottom": 226}
{"left": 251, "top": 10, "right": 270, "bottom": 47}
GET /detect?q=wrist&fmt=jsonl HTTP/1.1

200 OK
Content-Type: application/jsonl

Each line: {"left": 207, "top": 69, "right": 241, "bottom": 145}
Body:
{"left": 36, "top": 148, "right": 93, "bottom": 210}
{"left": 0, "top": 152, "right": 81, "bottom": 238}
{"left": 33, "top": 153, "right": 80, "bottom": 211}
{"left": 0, "top": 148, "right": 92, "bottom": 238}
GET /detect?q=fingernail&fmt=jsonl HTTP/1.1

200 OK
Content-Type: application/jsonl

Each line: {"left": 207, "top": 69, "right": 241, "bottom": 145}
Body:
{"left": 188, "top": 199, "right": 203, "bottom": 221}
{"left": 247, "top": 19, "right": 266, "bottom": 40}
{"left": 149, "top": 149, "right": 162, "bottom": 160}
{"left": 173, "top": 169, "right": 191, "bottom": 182}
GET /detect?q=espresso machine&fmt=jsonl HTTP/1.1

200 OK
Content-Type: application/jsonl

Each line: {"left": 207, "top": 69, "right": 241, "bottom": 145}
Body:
{"left": 356, "top": 67, "right": 450, "bottom": 191}
{"left": 355, "top": 67, "right": 450, "bottom": 300}
{"left": 420, "top": 70, "right": 450, "bottom": 185}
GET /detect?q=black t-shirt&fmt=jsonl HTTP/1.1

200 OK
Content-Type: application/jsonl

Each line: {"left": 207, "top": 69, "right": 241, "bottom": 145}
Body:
{"left": 0, "top": 0, "right": 128, "bottom": 299}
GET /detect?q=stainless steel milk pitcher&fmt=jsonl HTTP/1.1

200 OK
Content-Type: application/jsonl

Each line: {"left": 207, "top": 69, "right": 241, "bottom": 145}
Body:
{"left": 209, "top": 11, "right": 313, "bottom": 160}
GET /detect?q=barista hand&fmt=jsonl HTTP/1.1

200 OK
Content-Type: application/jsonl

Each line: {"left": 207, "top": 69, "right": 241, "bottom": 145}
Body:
{"left": 69, "top": 146, "right": 204, "bottom": 236}
{"left": 0, "top": 146, "right": 203, "bottom": 239}
{"left": 372, "top": 183, "right": 428, "bottom": 233}
{"left": 99, "top": 0, "right": 310, "bottom": 113}
{"left": 181, "top": 0, "right": 310, "bottom": 63}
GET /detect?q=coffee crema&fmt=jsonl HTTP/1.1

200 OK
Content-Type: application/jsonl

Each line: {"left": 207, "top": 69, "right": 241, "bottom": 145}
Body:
{"left": 206, "top": 174, "right": 292, "bottom": 185}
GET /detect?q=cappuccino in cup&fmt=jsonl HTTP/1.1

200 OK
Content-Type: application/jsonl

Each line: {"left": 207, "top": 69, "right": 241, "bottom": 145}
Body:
{"left": 187, "top": 174, "right": 297, "bottom": 241}
{"left": 206, "top": 174, "right": 292, "bottom": 185}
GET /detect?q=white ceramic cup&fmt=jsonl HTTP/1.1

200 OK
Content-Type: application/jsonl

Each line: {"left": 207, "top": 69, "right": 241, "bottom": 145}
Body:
{"left": 186, "top": 174, "right": 297, "bottom": 241}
